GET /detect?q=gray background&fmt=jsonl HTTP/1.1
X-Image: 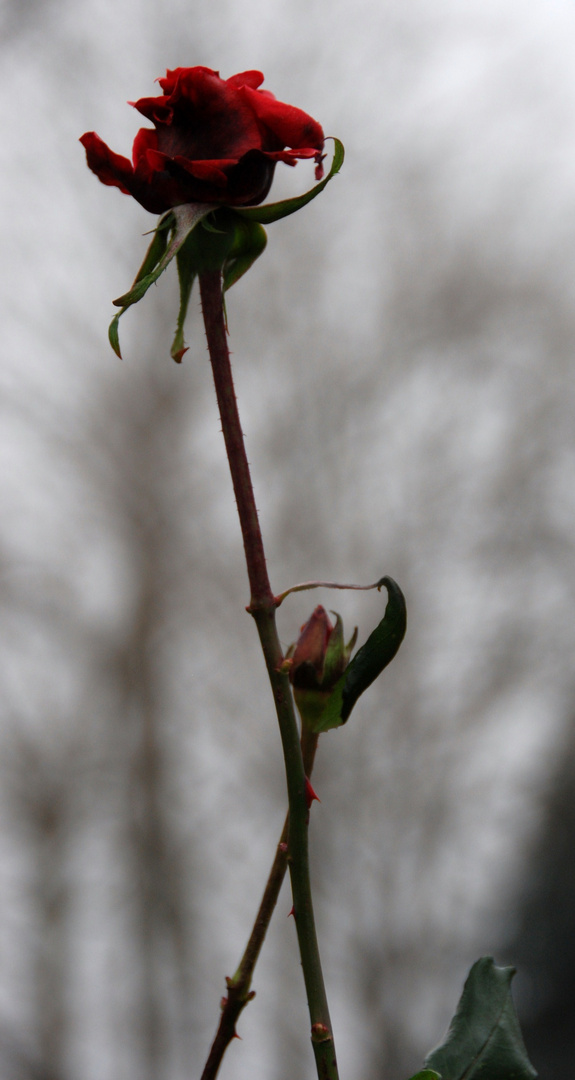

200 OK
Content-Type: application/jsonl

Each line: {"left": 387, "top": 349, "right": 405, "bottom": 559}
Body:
{"left": 1, "top": 0, "right": 575, "bottom": 1077}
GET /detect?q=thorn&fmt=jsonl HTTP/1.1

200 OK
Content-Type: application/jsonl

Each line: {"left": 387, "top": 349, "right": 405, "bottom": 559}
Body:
{"left": 311, "top": 1022, "right": 331, "bottom": 1043}
{"left": 287, "top": 905, "right": 295, "bottom": 918}
{"left": 279, "top": 842, "right": 288, "bottom": 853}
{"left": 220, "top": 996, "right": 228, "bottom": 1011}
{"left": 233, "top": 1032, "right": 242, "bottom": 1040}
{"left": 305, "top": 776, "right": 320, "bottom": 810}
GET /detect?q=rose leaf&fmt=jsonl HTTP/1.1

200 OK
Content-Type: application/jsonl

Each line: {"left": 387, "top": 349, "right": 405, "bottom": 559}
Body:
{"left": 424, "top": 958, "right": 538, "bottom": 1080}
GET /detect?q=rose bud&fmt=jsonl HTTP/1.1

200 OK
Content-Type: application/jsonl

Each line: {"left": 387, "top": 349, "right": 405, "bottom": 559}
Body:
{"left": 80, "top": 66, "right": 325, "bottom": 216}
{"left": 287, "top": 606, "right": 357, "bottom": 730}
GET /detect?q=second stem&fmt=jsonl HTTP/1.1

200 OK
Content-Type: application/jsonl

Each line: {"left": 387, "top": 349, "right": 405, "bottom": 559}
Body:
{"left": 199, "top": 269, "right": 339, "bottom": 1080}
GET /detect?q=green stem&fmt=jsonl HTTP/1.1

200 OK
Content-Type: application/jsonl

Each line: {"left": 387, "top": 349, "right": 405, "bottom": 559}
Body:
{"left": 200, "top": 732, "right": 320, "bottom": 1080}
{"left": 199, "top": 270, "right": 338, "bottom": 1080}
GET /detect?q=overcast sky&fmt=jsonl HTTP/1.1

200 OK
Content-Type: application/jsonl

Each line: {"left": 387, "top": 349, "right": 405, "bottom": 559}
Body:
{"left": 2, "top": 2, "right": 575, "bottom": 1078}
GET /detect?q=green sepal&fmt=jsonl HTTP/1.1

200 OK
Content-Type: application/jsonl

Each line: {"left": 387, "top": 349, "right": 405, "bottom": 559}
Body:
{"left": 108, "top": 215, "right": 170, "bottom": 357}
{"left": 108, "top": 202, "right": 213, "bottom": 358}
{"left": 108, "top": 311, "right": 123, "bottom": 359}
{"left": 113, "top": 203, "right": 213, "bottom": 308}
{"left": 234, "top": 138, "right": 345, "bottom": 225}
{"left": 293, "top": 687, "right": 333, "bottom": 731}
{"left": 322, "top": 614, "right": 358, "bottom": 687}
{"left": 322, "top": 614, "right": 345, "bottom": 686}
{"left": 424, "top": 958, "right": 538, "bottom": 1080}
{"left": 222, "top": 217, "right": 267, "bottom": 291}
{"left": 171, "top": 247, "right": 197, "bottom": 363}
{"left": 310, "top": 576, "right": 406, "bottom": 734}
{"left": 167, "top": 211, "right": 267, "bottom": 359}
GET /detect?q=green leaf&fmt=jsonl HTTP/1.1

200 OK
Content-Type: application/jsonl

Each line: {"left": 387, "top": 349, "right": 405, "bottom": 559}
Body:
{"left": 234, "top": 137, "right": 345, "bottom": 225}
{"left": 407, "top": 1072, "right": 442, "bottom": 1080}
{"left": 424, "top": 957, "right": 538, "bottom": 1080}
{"left": 310, "top": 575, "right": 406, "bottom": 733}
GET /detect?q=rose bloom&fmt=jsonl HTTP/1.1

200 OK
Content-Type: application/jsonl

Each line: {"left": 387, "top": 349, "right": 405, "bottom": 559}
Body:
{"left": 80, "top": 66, "right": 325, "bottom": 215}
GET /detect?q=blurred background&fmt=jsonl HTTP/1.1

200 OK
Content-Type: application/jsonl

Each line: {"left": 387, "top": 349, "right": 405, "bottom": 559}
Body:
{"left": 1, "top": 0, "right": 575, "bottom": 1077}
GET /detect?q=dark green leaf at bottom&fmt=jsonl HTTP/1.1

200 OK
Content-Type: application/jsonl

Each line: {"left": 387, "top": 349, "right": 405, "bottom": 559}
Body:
{"left": 424, "top": 957, "right": 537, "bottom": 1080}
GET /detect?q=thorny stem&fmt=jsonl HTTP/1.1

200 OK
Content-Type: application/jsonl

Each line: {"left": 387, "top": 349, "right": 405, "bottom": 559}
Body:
{"left": 200, "top": 732, "right": 319, "bottom": 1080}
{"left": 199, "top": 269, "right": 338, "bottom": 1080}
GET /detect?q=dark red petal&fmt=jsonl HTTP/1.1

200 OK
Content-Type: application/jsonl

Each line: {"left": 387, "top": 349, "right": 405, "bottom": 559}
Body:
{"left": 264, "top": 147, "right": 318, "bottom": 164}
{"left": 290, "top": 606, "right": 332, "bottom": 683}
{"left": 131, "top": 127, "right": 157, "bottom": 168}
{"left": 79, "top": 132, "right": 134, "bottom": 194}
{"left": 156, "top": 71, "right": 262, "bottom": 162}
{"left": 172, "top": 156, "right": 233, "bottom": 186}
{"left": 263, "top": 145, "right": 325, "bottom": 179}
{"left": 240, "top": 87, "right": 324, "bottom": 151}
{"left": 224, "top": 149, "right": 276, "bottom": 204}
{"left": 225, "top": 70, "right": 265, "bottom": 90}
{"left": 145, "top": 147, "right": 235, "bottom": 185}
{"left": 131, "top": 95, "right": 174, "bottom": 124}
{"left": 158, "top": 66, "right": 219, "bottom": 98}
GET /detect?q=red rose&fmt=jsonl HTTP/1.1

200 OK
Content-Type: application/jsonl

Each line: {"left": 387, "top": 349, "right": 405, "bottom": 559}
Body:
{"left": 80, "top": 67, "right": 325, "bottom": 215}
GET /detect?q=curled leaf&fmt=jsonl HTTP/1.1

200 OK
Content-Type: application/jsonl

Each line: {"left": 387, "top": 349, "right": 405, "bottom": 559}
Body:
{"left": 340, "top": 575, "right": 406, "bottom": 722}
{"left": 234, "top": 138, "right": 344, "bottom": 225}
{"left": 310, "top": 575, "right": 406, "bottom": 733}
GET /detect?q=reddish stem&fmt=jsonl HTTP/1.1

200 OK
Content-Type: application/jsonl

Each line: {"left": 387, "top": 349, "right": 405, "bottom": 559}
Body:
{"left": 199, "top": 270, "right": 273, "bottom": 611}
{"left": 198, "top": 270, "right": 338, "bottom": 1080}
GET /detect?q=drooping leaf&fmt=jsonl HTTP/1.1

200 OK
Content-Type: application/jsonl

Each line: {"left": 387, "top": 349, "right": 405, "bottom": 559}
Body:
{"left": 235, "top": 138, "right": 344, "bottom": 225}
{"left": 424, "top": 957, "right": 537, "bottom": 1080}
{"left": 310, "top": 575, "right": 406, "bottom": 733}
